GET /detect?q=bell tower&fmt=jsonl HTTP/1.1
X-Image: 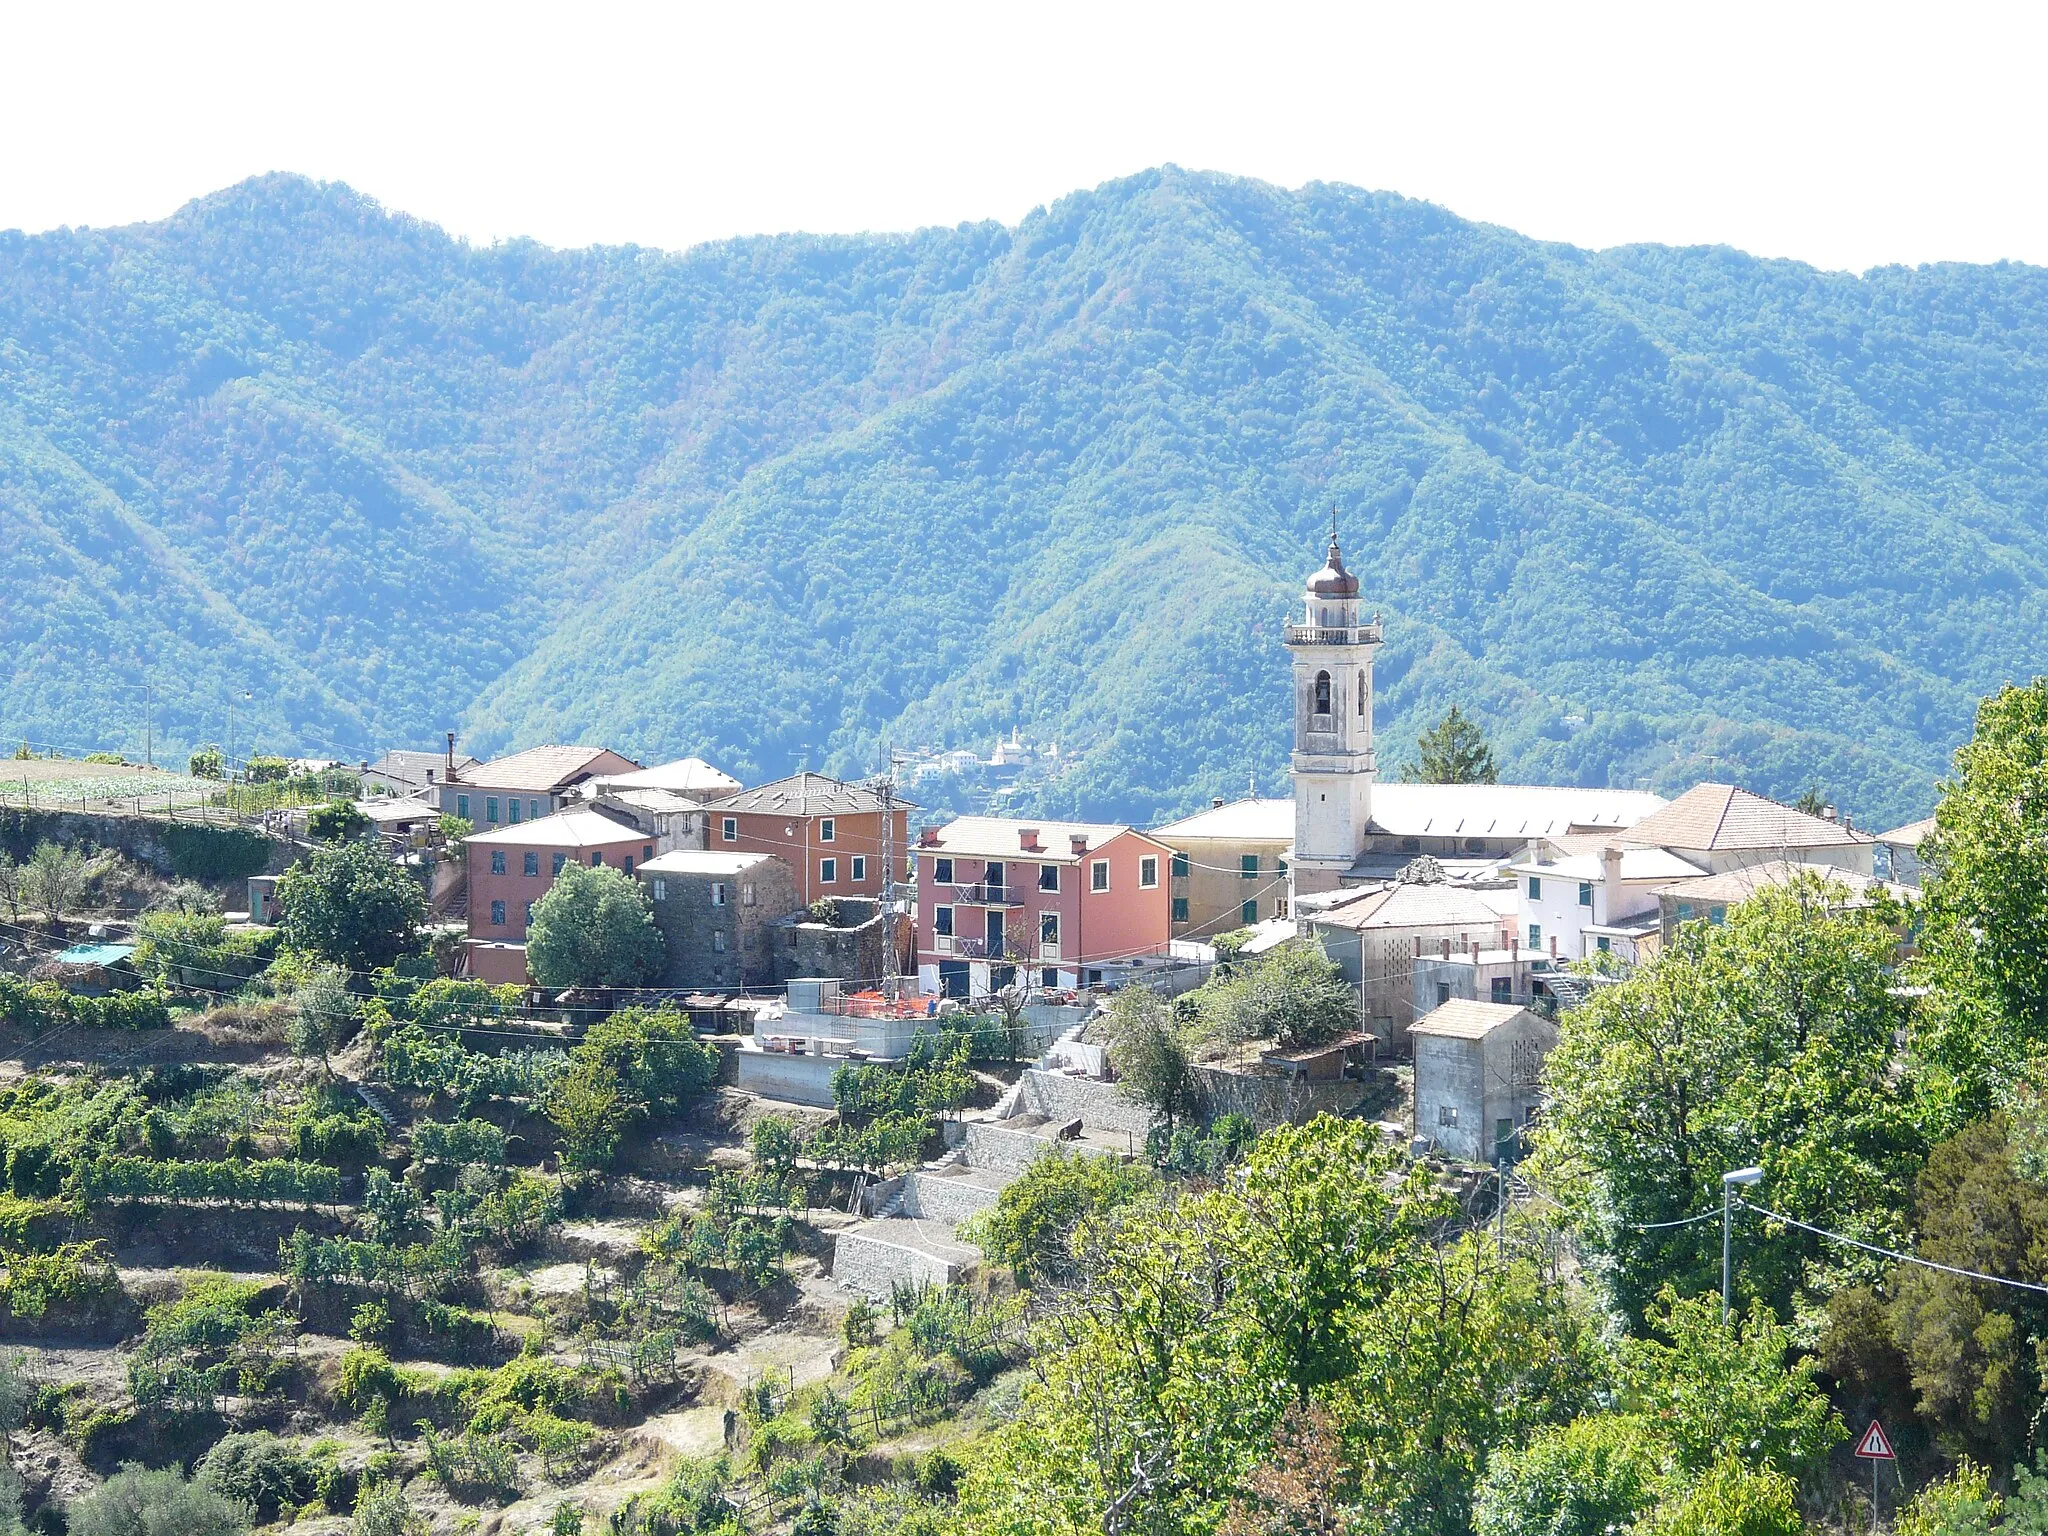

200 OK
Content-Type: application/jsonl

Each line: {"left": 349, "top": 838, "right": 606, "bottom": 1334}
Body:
{"left": 1286, "top": 516, "right": 1381, "bottom": 895}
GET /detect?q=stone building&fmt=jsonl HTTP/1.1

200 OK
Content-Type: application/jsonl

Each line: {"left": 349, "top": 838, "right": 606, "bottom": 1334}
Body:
{"left": 1410, "top": 999, "right": 1557, "bottom": 1165}
{"left": 1309, "top": 879, "right": 1514, "bottom": 1042}
{"left": 772, "top": 896, "right": 891, "bottom": 986}
{"left": 638, "top": 850, "right": 799, "bottom": 989}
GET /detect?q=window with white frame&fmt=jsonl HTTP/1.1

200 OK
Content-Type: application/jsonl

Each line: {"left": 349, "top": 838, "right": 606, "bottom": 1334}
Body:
{"left": 722, "top": 816, "right": 737, "bottom": 842}
{"left": 934, "top": 906, "right": 954, "bottom": 937}
{"left": 653, "top": 879, "right": 667, "bottom": 901}
{"left": 1091, "top": 860, "right": 1109, "bottom": 892}
{"left": 1039, "top": 864, "right": 1059, "bottom": 892}
{"left": 742, "top": 883, "right": 756, "bottom": 906}
{"left": 1438, "top": 1104, "right": 1460, "bottom": 1127}
{"left": 713, "top": 930, "right": 727, "bottom": 952}
{"left": 851, "top": 855, "right": 866, "bottom": 882}
{"left": 711, "top": 882, "right": 727, "bottom": 906}
{"left": 1139, "top": 855, "right": 1158, "bottom": 888}
{"left": 819, "top": 817, "right": 836, "bottom": 843}
{"left": 820, "top": 858, "right": 837, "bottom": 884}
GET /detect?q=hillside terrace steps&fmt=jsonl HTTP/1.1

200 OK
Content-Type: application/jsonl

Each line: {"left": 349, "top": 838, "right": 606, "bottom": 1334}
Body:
{"left": 355, "top": 1082, "right": 403, "bottom": 1131}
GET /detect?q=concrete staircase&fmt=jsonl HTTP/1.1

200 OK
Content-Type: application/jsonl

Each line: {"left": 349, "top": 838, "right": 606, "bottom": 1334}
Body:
{"left": 355, "top": 1082, "right": 403, "bottom": 1131}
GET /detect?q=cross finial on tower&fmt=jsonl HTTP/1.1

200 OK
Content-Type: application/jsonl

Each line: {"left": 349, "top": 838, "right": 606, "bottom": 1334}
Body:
{"left": 1329, "top": 505, "right": 1339, "bottom": 549}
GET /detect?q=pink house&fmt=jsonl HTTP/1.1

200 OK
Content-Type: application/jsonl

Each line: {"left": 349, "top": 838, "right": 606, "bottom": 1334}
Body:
{"left": 913, "top": 817, "right": 1174, "bottom": 998}
{"left": 462, "top": 807, "right": 656, "bottom": 983}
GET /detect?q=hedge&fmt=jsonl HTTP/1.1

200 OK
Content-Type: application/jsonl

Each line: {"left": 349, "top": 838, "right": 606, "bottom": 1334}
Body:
{"left": 158, "top": 822, "right": 276, "bottom": 881}
{"left": 0, "top": 975, "right": 169, "bottom": 1033}
{"left": 77, "top": 1156, "right": 342, "bottom": 1205}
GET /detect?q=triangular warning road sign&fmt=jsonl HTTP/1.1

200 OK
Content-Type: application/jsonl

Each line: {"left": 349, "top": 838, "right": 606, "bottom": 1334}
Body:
{"left": 1855, "top": 1421, "right": 1895, "bottom": 1460}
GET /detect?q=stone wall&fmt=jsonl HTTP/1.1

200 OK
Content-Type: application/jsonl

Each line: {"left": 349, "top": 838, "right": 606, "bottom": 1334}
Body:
{"left": 961, "top": 1123, "right": 1059, "bottom": 1176}
{"left": 1018, "top": 1070, "right": 1152, "bottom": 1139}
{"left": 831, "top": 1227, "right": 973, "bottom": 1296}
{"left": 901, "top": 1172, "right": 1001, "bottom": 1224}
{"left": 645, "top": 858, "right": 799, "bottom": 989}
{"left": 1190, "top": 1065, "right": 1368, "bottom": 1130}
{"left": 0, "top": 807, "right": 290, "bottom": 883}
{"left": 775, "top": 899, "right": 887, "bottom": 985}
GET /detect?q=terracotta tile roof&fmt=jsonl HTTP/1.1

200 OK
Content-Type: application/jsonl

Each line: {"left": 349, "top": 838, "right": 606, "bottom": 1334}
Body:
{"left": 1880, "top": 816, "right": 1937, "bottom": 847}
{"left": 1410, "top": 999, "right": 1536, "bottom": 1040}
{"left": 466, "top": 745, "right": 636, "bottom": 792}
{"left": 464, "top": 807, "right": 649, "bottom": 849}
{"left": 921, "top": 816, "right": 1145, "bottom": 863}
{"left": 721, "top": 772, "right": 905, "bottom": 816}
{"left": 1311, "top": 882, "right": 1506, "bottom": 932}
{"left": 1653, "top": 859, "right": 1915, "bottom": 907}
{"left": 1623, "top": 783, "right": 1872, "bottom": 853}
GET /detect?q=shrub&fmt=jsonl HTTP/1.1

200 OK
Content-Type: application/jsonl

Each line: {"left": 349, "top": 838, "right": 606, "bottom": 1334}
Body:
{"left": 1, "top": 1241, "right": 122, "bottom": 1321}
{"left": 309, "top": 800, "right": 370, "bottom": 843}
{"left": 67, "top": 1462, "right": 251, "bottom": 1536}
{"left": 133, "top": 912, "right": 276, "bottom": 989}
{"left": 965, "top": 1146, "right": 1161, "bottom": 1286}
{"left": 197, "top": 1432, "right": 317, "bottom": 1521}
{"left": 350, "top": 1478, "right": 429, "bottom": 1536}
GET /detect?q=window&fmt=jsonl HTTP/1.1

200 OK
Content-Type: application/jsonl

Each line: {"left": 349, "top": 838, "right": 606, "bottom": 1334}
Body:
{"left": 1578, "top": 881, "right": 1594, "bottom": 908}
{"left": 643, "top": 845, "right": 653, "bottom": 861}
{"left": 934, "top": 857, "right": 954, "bottom": 884}
{"left": 552, "top": 853, "right": 566, "bottom": 875}
{"left": 1596, "top": 935, "right": 1611, "bottom": 954}
{"left": 1278, "top": 856, "right": 1288, "bottom": 874}
{"left": 742, "top": 883, "right": 756, "bottom": 906}
{"left": 722, "top": 817, "right": 737, "bottom": 842}
{"left": 1709, "top": 905, "right": 1727, "bottom": 925}
{"left": 1528, "top": 923, "right": 1541, "bottom": 946}
{"left": 530, "top": 799, "right": 541, "bottom": 820}
{"left": 1085, "top": 969, "right": 1103, "bottom": 985}
{"left": 1171, "top": 897, "right": 1190, "bottom": 922}
{"left": 1241, "top": 854, "right": 1259, "bottom": 880}
{"left": 1438, "top": 1104, "right": 1460, "bottom": 1128}
{"left": 490, "top": 899, "right": 506, "bottom": 926}
{"left": 712, "top": 882, "right": 727, "bottom": 907}
{"left": 622, "top": 855, "right": 634, "bottom": 874}
{"left": 1139, "top": 856, "right": 1158, "bottom": 888}
{"left": 590, "top": 851, "right": 603, "bottom": 866}
{"left": 851, "top": 856, "right": 866, "bottom": 882}
{"left": 934, "top": 906, "right": 954, "bottom": 937}
{"left": 1171, "top": 851, "right": 1189, "bottom": 879}
{"left": 1313, "top": 670, "right": 1331, "bottom": 715}
{"left": 1242, "top": 899, "right": 1258, "bottom": 925}
{"left": 1039, "top": 864, "right": 1060, "bottom": 892}
{"left": 523, "top": 852, "right": 539, "bottom": 877}
{"left": 1040, "top": 912, "right": 1059, "bottom": 945}
{"left": 1091, "top": 860, "right": 1109, "bottom": 892}
{"left": 1676, "top": 902, "right": 1693, "bottom": 921}
{"left": 1275, "top": 896, "right": 1288, "bottom": 918}
{"left": 713, "top": 930, "right": 727, "bottom": 953}
{"left": 1437, "top": 982, "right": 1452, "bottom": 1006}
{"left": 1357, "top": 669, "right": 1366, "bottom": 716}
{"left": 490, "top": 850, "right": 506, "bottom": 875}
{"left": 1042, "top": 968, "right": 1058, "bottom": 988}
{"left": 986, "top": 861, "right": 1006, "bottom": 891}
{"left": 1527, "top": 876, "right": 1541, "bottom": 899}
{"left": 1491, "top": 976, "right": 1512, "bottom": 1003}
{"left": 456, "top": 794, "right": 470, "bottom": 819}
{"left": 820, "top": 817, "right": 836, "bottom": 843}
{"left": 508, "top": 799, "right": 521, "bottom": 824}
{"left": 820, "top": 858, "right": 837, "bottom": 884}
{"left": 486, "top": 797, "right": 500, "bottom": 824}
{"left": 653, "top": 879, "right": 667, "bottom": 901}
{"left": 524, "top": 901, "right": 534, "bottom": 923}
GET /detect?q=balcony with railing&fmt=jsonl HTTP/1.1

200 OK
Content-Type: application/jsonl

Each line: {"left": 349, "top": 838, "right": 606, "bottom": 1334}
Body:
{"left": 1284, "top": 620, "right": 1383, "bottom": 646}
{"left": 946, "top": 881, "right": 1026, "bottom": 907}
{"left": 930, "top": 934, "right": 1008, "bottom": 959}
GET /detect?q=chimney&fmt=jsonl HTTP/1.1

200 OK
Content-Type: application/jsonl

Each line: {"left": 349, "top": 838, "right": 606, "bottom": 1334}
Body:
{"left": 1070, "top": 834, "right": 1089, "bottom": 855}
{"left": 1549, "top": 934, "right": 1558, "bottom": 959}
{"left": 1018, "top": 827, "right": 1042, "bottom": 852}
{"left": 1821, "top": 805, "right": 1838, "bottom": 823}
{"left": 1441, "top": 937, "right": 1452, "bottom": 960}
{"left": 1212, "top": 796, "right": 1226, "bottom": 809}
{"left": 1511, "top": 936, "right": 1519, "bottom": 961}
{"left": 1601, "top": 844, "right": 1623, "bottom": 921}
{"left": 1413, "top": 936, "right": 1422, "bottom": 959}
{"left": 444, "top": 731, "right": 458, "bottom": 780}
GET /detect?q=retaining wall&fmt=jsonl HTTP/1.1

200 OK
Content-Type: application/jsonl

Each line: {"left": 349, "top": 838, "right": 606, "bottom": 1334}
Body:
{"left": 0, "top": 807, "right": 291, "bottom": 882}
{"left": 831, "top": 1227, "right": 973, "bottom": 1296}
{"left": 1190, "top": 1067, "right": 1367, "bottom": 1129}
{"left": 733, "top": 1050, "right": 841, "bottom": 1108}
{"left": 901, "top": 1172, "right": 1001, "bottom": 1224}
{"left": 1018, "top": 1070, "right": 1152, "bottom": 1138}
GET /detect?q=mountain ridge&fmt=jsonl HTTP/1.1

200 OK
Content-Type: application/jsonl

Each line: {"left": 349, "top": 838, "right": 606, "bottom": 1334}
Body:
{"left": 5, "top": 166, "right": 2046, "bottom": 828}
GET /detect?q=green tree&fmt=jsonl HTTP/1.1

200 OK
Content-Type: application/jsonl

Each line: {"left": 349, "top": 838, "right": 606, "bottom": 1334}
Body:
{"left": 1630, "top": 1458, "right": 1803, "bottom": 1536}
{"left": 1896, "top": 1460, "right": 2001, "bottom": 1536}
{"left": 67, "top": 1463, "right": 251, "bottom": 1536}
{"left": 22, "top": 840, "right": 111, "bottom": 928}
{"left": 963, "top": 1145, "right": 1160, "bottom": 1286}
{"left": 1472, "top": 1414, "right": 1664, "bottom": 1536}
{"left": 276, "top": 840, "right": 427, "bottom": 972}
{"left": 1193, "top": 940, "right": 1356, "bottom": 1049}
{"left": 526, "top": 863, "right": 663, "bottom": 989}
{"left": 1399, "top": 705, "right": 1499, "bottom": 785}
{"left": 547, "top": 1058, "right": 630, "bottom": 1170}
{"left": 1530, "top": 872, "right": 1924, "bottom": 1323}
{"left": 187, "top": 745, "right": 225, "bottom": 780}
{"left": 1914, "top": 679, "right": 2048, "bottom": 1118}
{"left": 289, "top": 965, "right": 357, "bottom": 1072}
{"left": 245, "top": 756, "right": 290, "bottom": 785}
{"left": 308, "top": 799, "right": 370, "bottom": 842}
{"left": 1103, "top": 984, "right": 1198, "bottom": 1132}
{"left": 350, "top": 1478, "right": 429, "bottom": 1536}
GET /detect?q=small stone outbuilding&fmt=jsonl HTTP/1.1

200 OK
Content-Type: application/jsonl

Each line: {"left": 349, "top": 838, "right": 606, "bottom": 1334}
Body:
{"left": 1410, "top": 999, "right": 1556, "bottom": 1165}
{"left": 638, "top": 850, "right": 799, "bottom": 989}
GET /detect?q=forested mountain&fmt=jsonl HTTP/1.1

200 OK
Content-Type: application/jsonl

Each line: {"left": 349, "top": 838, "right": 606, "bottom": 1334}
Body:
{"left": 6, "top": 167, "right": 2047, "bottom": 829}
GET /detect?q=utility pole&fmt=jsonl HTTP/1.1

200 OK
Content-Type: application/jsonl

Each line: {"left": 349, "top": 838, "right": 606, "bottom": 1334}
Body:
{"left": 1722, "top": 1167, "right": 1764, "bottom": 1322}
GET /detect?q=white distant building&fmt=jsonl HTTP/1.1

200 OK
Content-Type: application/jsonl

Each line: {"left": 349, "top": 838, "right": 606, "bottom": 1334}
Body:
{"left": 1506, "top": 844, "right": 1705, "bottom": 961}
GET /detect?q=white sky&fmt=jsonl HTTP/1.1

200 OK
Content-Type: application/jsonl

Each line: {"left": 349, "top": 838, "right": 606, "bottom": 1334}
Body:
{"left": 2, "top": 1, "right": 2043, "bottom": 273}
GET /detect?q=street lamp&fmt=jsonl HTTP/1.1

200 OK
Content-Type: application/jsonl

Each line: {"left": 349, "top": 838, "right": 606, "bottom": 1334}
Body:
{"left": 1722, "top": 1166, "right": 1765, "bottom": 1321}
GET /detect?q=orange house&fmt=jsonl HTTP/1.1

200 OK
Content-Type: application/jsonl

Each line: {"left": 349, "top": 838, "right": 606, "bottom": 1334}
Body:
{"left": 708, "top": 772, "right": 911, "bottom": 907}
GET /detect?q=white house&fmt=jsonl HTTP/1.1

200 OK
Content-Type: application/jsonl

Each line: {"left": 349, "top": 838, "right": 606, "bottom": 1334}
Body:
{"left": 1506, "top": 844, "right": 1705, "bottom": 961}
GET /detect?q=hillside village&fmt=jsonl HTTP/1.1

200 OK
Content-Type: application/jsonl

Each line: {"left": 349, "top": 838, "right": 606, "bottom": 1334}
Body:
{"left": 0, "top": 531, "right": 2026, "bottom": 1536}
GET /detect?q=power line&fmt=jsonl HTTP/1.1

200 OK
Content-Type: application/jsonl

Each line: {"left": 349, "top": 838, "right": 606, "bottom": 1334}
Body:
{"left": 1738, "top": 1198, "right": 2048, "bottom": 1298}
